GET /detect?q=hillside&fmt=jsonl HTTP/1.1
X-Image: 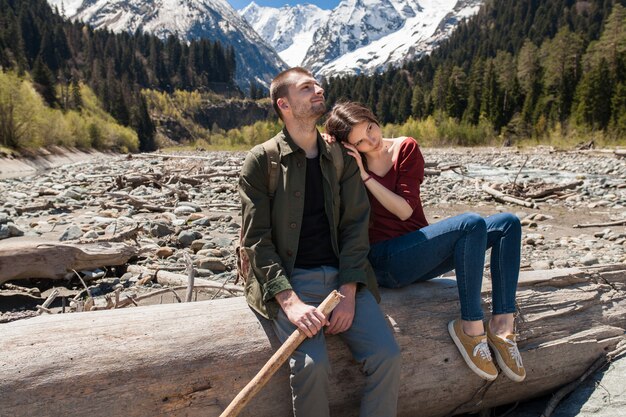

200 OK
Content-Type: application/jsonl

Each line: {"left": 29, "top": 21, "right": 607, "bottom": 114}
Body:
{"left": 322, "top": 0, "right": 626, "bottom": 144}
{"left": 0, "top": 0, "right": 238, "bottom": 151}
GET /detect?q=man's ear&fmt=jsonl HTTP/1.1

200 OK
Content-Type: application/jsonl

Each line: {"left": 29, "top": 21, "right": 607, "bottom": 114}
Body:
{"left": 277, "top": 98, "right": 289, "bottom": 110}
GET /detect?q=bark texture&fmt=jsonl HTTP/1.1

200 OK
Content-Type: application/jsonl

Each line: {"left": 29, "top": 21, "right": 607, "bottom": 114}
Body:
{"left": 0, "top": 265, "right": 624, "bottom": 417}
{"left": 0, "top": 240, "right": 137, "bottom": 283}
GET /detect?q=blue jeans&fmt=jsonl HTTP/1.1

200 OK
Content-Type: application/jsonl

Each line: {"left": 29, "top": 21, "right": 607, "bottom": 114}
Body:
{"left": 369, "top": 212, "right": 521, "bottom": 321}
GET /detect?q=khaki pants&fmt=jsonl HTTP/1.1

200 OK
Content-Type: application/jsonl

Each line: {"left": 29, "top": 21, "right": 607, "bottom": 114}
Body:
{"left": 272, "top": 266, "right": 401, "bottom": 417}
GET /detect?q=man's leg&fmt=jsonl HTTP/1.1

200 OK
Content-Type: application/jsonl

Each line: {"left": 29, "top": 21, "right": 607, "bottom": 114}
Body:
{"left": 272, "top": 268, "right": 332, "bottom": 417}
{"left": 340, "top": 288, "right": 401, "bottom": 417}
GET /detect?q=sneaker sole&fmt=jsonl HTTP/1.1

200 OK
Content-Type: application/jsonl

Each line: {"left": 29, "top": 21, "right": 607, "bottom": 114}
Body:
{"left": 447, "top": 320, "right": 498, "bottom": 381}
{"left": 487, "top": 339, "right": 526, "bottom": 382}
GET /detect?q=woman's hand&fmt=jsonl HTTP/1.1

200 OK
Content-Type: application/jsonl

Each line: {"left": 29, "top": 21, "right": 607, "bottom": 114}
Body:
{"left": 321, "top": 132, "right": 336, "bottom": 144}
{"left": 342, "top": 142, "right": 368, "bottom": 179}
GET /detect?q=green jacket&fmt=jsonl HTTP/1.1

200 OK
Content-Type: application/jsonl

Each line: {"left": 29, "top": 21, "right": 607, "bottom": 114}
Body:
{"left": 238, "top": 127, "right": 380, "bottom": 319}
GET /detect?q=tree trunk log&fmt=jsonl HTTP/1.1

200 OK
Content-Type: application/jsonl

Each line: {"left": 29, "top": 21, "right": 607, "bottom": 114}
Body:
{"left": 0, "top": 265, "right": 625, "bottom": 417}
{"left": 0, "top": 240, "right": 137, "bottom": 283}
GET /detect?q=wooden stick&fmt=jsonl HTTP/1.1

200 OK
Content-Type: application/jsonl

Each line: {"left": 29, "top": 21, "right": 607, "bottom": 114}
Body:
{"left": 184, "top": 252, "right": 195, "bottom": 303}
{"left": 573, "top": 219, "right": 626, "bottom": 228}
{"left": 36, "top": 288, "right": 59, "bottom": 315}
{"left": 524, "top": 180, "right": 583, "bottom": 199}
{"left": 219, "top": 290, "right": 344, "bottom": 417}
{"left": 482, "top": 183, "right": 538, "bottom": 209}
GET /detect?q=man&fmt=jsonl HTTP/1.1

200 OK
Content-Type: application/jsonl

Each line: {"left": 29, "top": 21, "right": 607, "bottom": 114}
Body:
{"left": 238, "top": 67, "right": 401, "bottom": 417}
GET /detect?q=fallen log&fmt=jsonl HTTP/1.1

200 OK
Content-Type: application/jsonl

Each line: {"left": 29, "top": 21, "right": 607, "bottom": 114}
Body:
{"left": 482, "top": 182, "right": 539, "bottom": 209}
{"left": 0, "top": 240, "right": 137, "bottom": 284}
{"left": 0, "top": 265, "right": 624, "bottom": 417}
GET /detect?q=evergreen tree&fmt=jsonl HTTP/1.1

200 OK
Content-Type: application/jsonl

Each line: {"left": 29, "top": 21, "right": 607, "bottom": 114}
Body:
{"left": 445, "top": 66, "right": 467, "bottom": 119}
{"left": 32, "top": 55, "right": 56, "bottom": 105}
{"left": 411, "top": 84, "right": 426, "bottom": 119}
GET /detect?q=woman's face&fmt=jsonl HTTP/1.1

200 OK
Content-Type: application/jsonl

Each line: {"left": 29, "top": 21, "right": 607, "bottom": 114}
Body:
{"left": 346, "top": 121, "right": 382, "bottom": 152}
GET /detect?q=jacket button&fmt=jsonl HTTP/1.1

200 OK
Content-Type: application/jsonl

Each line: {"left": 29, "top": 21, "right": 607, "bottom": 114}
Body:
{"left": 297, "top": 162, "right": 303, "bottom": 168}
{"left": 289, "top": 222, "right": 297, "bottom": 229}
{"left": 286, "top": 250, "right": 293, "bottom": 256}
{"left": 294, "top": 191, "right": 301, "bottom": 197}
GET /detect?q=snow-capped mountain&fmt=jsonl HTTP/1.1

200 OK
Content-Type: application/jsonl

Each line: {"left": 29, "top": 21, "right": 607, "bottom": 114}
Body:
{"left": 239, "top": 2, "right": 330, "bottom": 67}
{"left": 241, "top": 0, "right": 482, "bottom": 77}
{"left": 47, "top": 0, "right": 287, "bottom": 89}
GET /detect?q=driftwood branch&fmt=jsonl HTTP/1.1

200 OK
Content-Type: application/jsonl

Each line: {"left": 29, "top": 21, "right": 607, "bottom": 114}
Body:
{"left": 524, "top": 180, "right": 584, "bottom": 199}
{"left": 0, "top": 241, "right": 137, "bottom": 284}
{"left": 573, "top": 219, "right": 626, "bottom": 228}
{"left": 482, "top": 183, "right": 538, "bottom": 209}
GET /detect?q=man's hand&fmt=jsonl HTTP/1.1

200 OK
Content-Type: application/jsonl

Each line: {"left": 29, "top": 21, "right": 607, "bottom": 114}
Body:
{"left": 276, "top": 290, "right": 329, "bottom": 338}
{"left": 326, "top": 283, "right": 357, "bottom": 335}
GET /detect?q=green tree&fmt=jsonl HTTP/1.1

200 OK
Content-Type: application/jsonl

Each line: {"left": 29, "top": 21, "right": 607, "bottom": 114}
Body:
{"left": 445, "top": 66, "right": 467, "bottom": 119}
{"left": 32, "top": 55, "right": 56, "bottom": 105}
{"left": 574, "top": 59, "right": 613, "bottom": 129}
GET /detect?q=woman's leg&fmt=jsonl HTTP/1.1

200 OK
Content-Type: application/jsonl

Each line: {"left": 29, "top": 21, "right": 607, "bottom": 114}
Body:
{"left": 369, "top": 212, "right": 488, "bottom": 323}
{"left": 483, "top": 213, "right": 526, "bottom": 382}
{"left": 484, "top": 213, "right": 522, "bottom": 335}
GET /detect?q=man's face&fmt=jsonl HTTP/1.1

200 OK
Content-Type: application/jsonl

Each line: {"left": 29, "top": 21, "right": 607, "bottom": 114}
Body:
{"left": 280, "top": 73, "right": 326, "bottom": 120}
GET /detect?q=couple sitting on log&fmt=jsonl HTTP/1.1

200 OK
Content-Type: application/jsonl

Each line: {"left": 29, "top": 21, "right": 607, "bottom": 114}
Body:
{"left": 238, "top": 67, "right": 525, "bottom": 417}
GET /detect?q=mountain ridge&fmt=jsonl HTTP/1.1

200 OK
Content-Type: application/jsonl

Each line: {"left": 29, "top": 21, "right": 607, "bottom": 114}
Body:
{"left": 48, "top": 0, "right": 288, "bottom": 89}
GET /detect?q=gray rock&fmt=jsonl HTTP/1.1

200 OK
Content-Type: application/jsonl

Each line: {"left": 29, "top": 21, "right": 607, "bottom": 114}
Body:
{"left": 191, "top": 217, "right": 211, "bottom": 227}
{"left": 6, "top": 223, "right": 24, "bottom": 237}
{"left": 150, "top": 222, "right": 175, "bottom": 238}
{"left": 82, "top": 230, "right": 99, "bottom": 239}
{"left": 581, "top": 253, "right": 599, "bottom": 266}
{"left": 0, "top": 225, "right": 10, "bottom": 240}
{"left": 0, "top": 213, "right": 9, "bottom": 225}
{"left": 552, "top": 352, "right": 626, "bottom": 417}
{"left": 178, "top": 230, "right": 202, "bottom": 247}
{"left": 174, "top": 206, "right": 196, "bottom": 216}
{"left": 59, "top": 225, "right": 83, "bottom": 241}
{"left": 531, "top": 260, "right": 553, "bottom": 270}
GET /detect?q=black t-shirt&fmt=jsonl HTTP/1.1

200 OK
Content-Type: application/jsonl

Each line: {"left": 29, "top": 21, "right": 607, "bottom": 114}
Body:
{"left": 294, "top": 155, "right": 339, "bottom": 269}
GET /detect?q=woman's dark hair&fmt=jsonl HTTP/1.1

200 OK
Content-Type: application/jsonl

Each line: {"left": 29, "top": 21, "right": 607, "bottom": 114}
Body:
{"left": 324, "top": 102, "right": 380, "bottom": 143}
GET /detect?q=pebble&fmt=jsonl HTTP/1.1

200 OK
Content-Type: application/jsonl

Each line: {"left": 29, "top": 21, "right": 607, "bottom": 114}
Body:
{"left": 196, "top": 257, "right": 227, "bottom": 272}
{"left": 59, "top": 225, "right": 83, "bottom": 241}
{"left": 155, "top": 247, "right": 175, "bottom": 258}
{"left": 178, "top": 230, "right": 202, "bottom": 247}
{"left": 580, "top": 253, "right": 599, "bottom": 266}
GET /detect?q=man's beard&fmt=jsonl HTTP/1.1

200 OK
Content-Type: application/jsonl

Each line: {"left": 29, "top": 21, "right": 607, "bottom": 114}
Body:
{"left": 293, "top": 101, "right": 326, "bottom": 121}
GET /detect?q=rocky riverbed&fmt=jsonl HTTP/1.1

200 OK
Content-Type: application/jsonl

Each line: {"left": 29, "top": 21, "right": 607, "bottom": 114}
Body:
{"left": 0, "top": 145, "right": 625, "bottom": 416}
{"left": 0, "top": 146, "right": 625, "bottom": 323}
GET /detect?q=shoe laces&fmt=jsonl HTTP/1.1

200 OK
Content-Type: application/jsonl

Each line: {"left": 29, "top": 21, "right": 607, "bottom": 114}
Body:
{"left": 504, "top": 338, "right": 524, "bottom": 368}
{"left": 473, "top": 339, "right": 492, "bottom": 361}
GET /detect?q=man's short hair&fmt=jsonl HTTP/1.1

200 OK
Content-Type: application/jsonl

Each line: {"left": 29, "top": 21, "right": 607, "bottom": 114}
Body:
{"left": 270, "top": 67, "right": 314, "bottom": 120}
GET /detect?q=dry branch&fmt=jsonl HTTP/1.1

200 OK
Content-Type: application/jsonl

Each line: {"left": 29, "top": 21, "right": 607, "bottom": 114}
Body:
{"left": 524, "top": 180, "right": 584, "bottom": 199}
{"left": 573, "top": 219, "right": 626, "bottom": 228}
{"left": 482, "top": 183, "right": 538, "bottom": 209}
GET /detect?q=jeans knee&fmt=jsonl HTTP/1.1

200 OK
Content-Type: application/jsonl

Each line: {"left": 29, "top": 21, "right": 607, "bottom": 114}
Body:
{"left": 505, "top": 213, "right": 521, "bottom": 233}
{"left": 460, "top": 212, "right": 486, "bottom": 234}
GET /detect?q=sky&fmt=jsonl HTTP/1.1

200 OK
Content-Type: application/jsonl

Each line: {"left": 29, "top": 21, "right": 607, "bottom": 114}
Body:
{"left": 227, "top": 0, "right": 340, "bottom": 10}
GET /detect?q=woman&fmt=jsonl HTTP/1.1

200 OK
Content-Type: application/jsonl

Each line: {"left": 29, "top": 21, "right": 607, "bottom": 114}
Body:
{"left": 324, "top": 102, "right": 525, "bottom": 382}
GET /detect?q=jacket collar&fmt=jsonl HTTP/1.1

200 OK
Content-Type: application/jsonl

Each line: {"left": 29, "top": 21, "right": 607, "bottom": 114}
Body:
{"left": 278, "top": 127, "right": 331, "bottom": 160}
